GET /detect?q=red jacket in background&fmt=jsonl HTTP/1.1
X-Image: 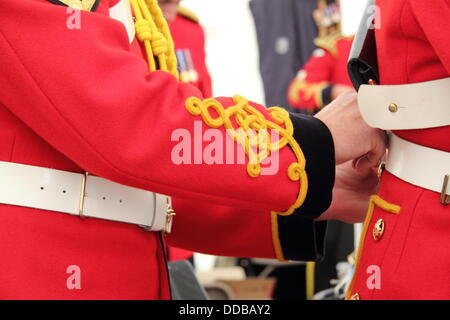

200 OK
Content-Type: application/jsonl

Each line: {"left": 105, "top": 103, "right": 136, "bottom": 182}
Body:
{"left": 288, "top": 36, "right": 353, "bottom": 112}
{"left": 170, "top": 11, "right": 212, "bottom": 98}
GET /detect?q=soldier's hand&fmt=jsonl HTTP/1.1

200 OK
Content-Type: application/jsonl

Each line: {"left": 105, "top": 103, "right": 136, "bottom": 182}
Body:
{"left": 317, "top": 161, "right": 378, "bottom": 223}
{"left": 331, "top": 84, "right": 355, "bottom": 100}
{"left": 315, "top": 91, "right": 387, "bottom": 171}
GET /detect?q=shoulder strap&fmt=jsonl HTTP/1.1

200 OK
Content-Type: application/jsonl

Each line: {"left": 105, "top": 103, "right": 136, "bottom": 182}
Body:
{"left": 177, "top": 6, "right": 199, "bottom": 23}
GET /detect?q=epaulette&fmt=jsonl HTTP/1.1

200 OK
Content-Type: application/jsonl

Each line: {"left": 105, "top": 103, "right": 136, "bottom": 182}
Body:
{"left": 177, "top": 6, "right": 199, "bottom": 24}
{"left": 46, "top": 0, "right": 100, "bottom": 11}
{"left": 313, "top": 33, "right": 347, "bottom": 58}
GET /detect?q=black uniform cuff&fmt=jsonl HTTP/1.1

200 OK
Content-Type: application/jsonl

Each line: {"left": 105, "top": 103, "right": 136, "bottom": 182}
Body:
{"left": 321, "top": 84, "right": 334, "bottom": 106}
{"left": 288, "top": 113, "right": 335, "bottom": 219}
{"left": 276, "top": 214, "right": 327, "bottom": 261}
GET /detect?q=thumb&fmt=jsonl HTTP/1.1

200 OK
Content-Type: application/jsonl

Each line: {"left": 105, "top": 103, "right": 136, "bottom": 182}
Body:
{"left": 354, "top": 130, "right": 387, "bottom": 171}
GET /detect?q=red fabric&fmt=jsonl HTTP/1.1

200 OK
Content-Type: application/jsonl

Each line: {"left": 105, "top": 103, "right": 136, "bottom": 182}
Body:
{"left": 0, "top": 0, "right": 299, "bottom": 299}
{"left": 167, "top": 247, "right": 192, "bottom": 261}
{"left": 0, "top": 1, "right": 299, "bottom": 212}
{"left": 168, "top": 13, "right": 213, "bottom": 260}
{"left": 349, "top": 172, "right": 450, "bottom": 299}
{"left": 288, "top": 37, "right": 353, "bottom": 110}
{"left": 349, "top": 0, "right": 450, "bottom": 299}
{"left": 168, "top": 199, "right": 275, "bottom": 259}
{"left": 375, "top": 0, "right": 450, "bottom": 152}
{"left": 170, "top": 14, "right": 212, "bottom": 98}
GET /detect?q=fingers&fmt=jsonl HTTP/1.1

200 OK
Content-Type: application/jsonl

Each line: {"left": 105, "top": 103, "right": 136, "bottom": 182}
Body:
{"left": 354, "top": 129, "right": 387, "bottom": 172}
{"left": 318, "top": 160, "right": 379, "bottom": 223}
{"left": 316, "top": 91, "right": 388, "bottom": 167}
{"left": 314, "top": 91, "right": 387, "bottom": 223}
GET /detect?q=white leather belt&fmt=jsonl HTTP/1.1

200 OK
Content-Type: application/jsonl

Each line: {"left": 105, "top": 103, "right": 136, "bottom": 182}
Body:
{"left": 385, "top": 134, "right": 450, "bottom": 204}
{"left": 0, "top": 161, "right": 174, "bottom": 232}
{"left": 358, "top": 77, "right": 450, "bottom": 130}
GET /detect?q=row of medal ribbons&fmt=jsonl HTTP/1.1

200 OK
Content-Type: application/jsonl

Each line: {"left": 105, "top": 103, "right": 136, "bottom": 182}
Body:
{"left": 176, "top": 49, "right": 199, "bottom": 83}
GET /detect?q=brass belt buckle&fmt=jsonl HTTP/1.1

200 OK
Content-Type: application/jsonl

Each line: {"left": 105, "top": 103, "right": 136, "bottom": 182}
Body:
{"left": 441, "top": 175, "right": 450, "bottom": 206}
{"left": 165, "top": 197, "right": 176, "bottom": 234}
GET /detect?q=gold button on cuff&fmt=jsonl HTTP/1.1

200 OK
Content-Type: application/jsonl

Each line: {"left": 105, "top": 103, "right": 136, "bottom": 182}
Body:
{"left": 373, "top": 219, "right": 385, "bottom": 241}
{"left": 388, "top": 103, "right": 398, "bottom": 113}
{"left": 350, "top": 293, "right": 360, "bottom": 300}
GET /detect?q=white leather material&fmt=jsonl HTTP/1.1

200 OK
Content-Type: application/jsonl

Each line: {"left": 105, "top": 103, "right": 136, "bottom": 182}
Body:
{"left": 0, "top": 161, "right": 83, "bottom": 214}
{"left": 386, "top": 134, "right": 450, "bottom": 195}
{"left": 0, "top": 161, "right": 171, "bottom": 232}
{"left": 358, "top": 77, "right": 450, "bottom": 130}
{"left": 109, "top": 0, "right": 135, "bottom": 44}
{"left": 84, "top": 175, "right": 158, "bottom": 227}
{"left": 153, "top": 193, "right": 170, "bottom": 232}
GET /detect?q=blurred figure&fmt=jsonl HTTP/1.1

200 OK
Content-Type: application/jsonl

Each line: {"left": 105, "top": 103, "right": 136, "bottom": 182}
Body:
{"left": 250, "top": 0, "right": 319, "bottom": 112}
{"left": 159, "top": 0, "right": 212, "bottom": 97}
{"left": 158, "top": 0, "right": 179, "bottom": 22}
{"left": 288, "top": 0, "right": 354, "bottom": 115}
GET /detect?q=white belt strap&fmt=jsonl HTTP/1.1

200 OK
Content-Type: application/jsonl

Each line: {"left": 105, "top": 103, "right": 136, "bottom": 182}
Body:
{"left": 385, "top": 134, "right": 450, "bottom": 202}
{"left": 358, "top": 77, "right": 450, "bottom": 130}
{"left": 0, "top": 161, "right": 173, "bottom": 232}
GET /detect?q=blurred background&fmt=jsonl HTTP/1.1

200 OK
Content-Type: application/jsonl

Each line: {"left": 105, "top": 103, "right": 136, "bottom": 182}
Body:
{"left": 181, "top": 0, "right": 368, "bottom": 104}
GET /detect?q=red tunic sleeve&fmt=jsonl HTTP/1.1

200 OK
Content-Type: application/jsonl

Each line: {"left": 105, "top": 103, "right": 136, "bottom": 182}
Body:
{"left": 0, "top": 0, "right": 335, "bottom": 219}
{"left": 167, "top": 197, "right": 326, "bottom": 261}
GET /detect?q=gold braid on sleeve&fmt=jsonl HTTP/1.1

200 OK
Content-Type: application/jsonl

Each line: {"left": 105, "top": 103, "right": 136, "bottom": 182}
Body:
{"left": 185, "top": 95, "right": 308, "bottom": 216}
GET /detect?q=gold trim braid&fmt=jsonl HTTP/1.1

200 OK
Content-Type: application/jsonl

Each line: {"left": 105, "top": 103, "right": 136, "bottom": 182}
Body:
{"left": 271, "top": 212, "right": 286, "bottom": 261}
{"left": 185, "top": 95, "right": 308, "bottom": 216}
{"left": 345, "top": 195, "right": 400, "bottom": 300}
{"left": 130, "top": 0, "right": 179, "bottom": 79}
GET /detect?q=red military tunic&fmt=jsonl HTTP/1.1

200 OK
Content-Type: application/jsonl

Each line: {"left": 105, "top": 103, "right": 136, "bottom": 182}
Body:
{"left": 0, "top": 0, "right": 334, "bottom": 299}
{"left": 288, "top": 36, "right": 354, "bottom": 113}
{"left": 347, "top": 0, "right": 450, "bottom": 300}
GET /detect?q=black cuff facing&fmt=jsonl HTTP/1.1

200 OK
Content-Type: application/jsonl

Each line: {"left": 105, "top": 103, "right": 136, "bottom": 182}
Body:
{"left": 321, "top": 84, "right": 334, "bottom": 106}
{"left": 277, "top": 214, "right": 327, "bottom": 261}
{"left": 288, "top": 113, "right": 335, "bottom": 219}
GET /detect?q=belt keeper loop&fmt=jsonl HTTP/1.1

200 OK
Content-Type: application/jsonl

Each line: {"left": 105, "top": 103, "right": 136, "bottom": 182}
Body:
{"left": 78, "top": 172, "right": 88, "bottom": 218}
{"left": 377, "top": 161, "right": 386, "bottom": 179}
{"left": 441, "top": 174, "right": 450, "bottom": 206}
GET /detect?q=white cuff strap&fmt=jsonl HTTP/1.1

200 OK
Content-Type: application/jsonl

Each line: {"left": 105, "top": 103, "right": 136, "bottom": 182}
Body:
{"left": 358, "top": 77, "right": 450, "bottom": 130}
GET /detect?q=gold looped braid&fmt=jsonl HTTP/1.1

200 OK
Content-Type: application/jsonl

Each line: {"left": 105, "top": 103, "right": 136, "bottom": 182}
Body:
{"left": 129, "top": 0, "right": 179, "bottom": 79}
